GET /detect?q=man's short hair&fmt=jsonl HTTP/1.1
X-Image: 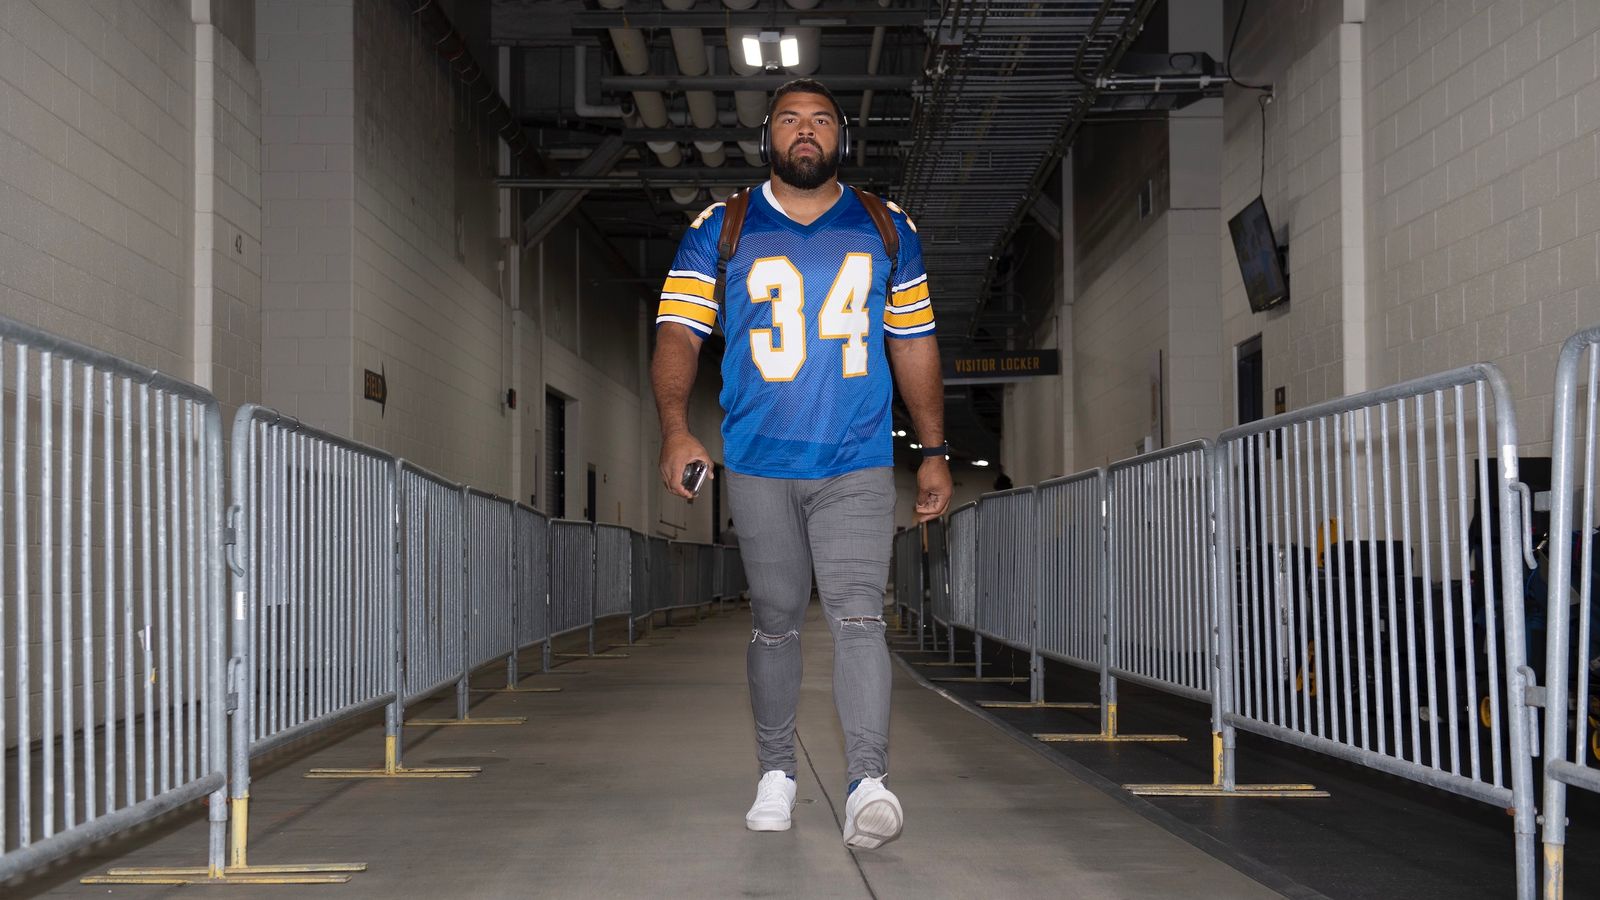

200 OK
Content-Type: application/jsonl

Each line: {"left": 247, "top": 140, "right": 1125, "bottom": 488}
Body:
{"left": 769, "top": 78, "right": 844, "bottom": 121}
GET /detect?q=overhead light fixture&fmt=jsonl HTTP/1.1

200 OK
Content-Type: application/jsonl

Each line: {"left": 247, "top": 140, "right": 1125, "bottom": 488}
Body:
{"left": 973, "top": 459, "right": 990, "bottom": 467}
{"left": 742, "top": 30, "right": 798, "bottom": 73}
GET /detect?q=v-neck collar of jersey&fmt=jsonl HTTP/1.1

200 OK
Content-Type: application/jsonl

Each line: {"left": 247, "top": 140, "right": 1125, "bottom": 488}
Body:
{"left": 758, "top": 180, "right": 851, "bottom": 235}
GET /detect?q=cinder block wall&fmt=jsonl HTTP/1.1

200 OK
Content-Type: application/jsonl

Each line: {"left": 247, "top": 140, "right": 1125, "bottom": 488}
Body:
{"left": 1363, "top": 0, "right": 1600, "bottom": 450}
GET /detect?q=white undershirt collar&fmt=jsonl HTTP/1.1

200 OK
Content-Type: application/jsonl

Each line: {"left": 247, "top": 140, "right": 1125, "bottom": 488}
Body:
{"left": 762, "top": 180, "right": 845, "bottom": 222}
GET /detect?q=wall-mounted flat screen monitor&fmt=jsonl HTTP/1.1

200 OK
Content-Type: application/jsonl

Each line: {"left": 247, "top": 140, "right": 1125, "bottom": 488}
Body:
{"left": 1228, "top": 195, "right": 1289, "bottom": 313}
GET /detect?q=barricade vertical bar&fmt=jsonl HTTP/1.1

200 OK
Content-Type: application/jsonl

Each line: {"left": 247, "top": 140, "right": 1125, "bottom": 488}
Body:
{"left": 1541, "top": 327, "right": 1600, "bottom": 898}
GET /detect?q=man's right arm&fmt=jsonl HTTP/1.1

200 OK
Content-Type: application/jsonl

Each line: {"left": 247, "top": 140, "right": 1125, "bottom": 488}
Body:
{"left": 651, "top": 322, "right": 712, "bottom": 499}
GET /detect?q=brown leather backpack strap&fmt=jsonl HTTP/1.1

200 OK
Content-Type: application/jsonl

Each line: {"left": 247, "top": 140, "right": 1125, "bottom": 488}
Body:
{"left": 714, "top": 189, "right": 752, "bottom": 305}
{"left": 850, "top": 186, "right": 900, "bottom": 288}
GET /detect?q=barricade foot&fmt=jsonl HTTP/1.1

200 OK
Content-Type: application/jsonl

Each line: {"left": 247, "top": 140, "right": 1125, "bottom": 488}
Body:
{"left": 1123, "top": 783, "right": 1328, "bottom": 798}
{"left": 304, "top": 765, "right": 481, "bottom": 779}
{"left": 84, "top": 863, "right": 367, "bottom": 885}
{"left": 980, "top": 701, "right": 1098, "bottom": 710}
{"left": 930, "top": 676, "right": 1028, "bottom": 684}
{"left": 405, "top": 716, "right": 527, "bottom": 726}
{"left": 1034, "top": 732, "right": 1187, "bottom": 742}
{"left": 471, "top": 686, "right": 562, "bottom": 693}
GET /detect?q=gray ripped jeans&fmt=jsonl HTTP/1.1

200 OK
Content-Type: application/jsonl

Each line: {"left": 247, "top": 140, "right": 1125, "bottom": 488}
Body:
{"left": 726, "top": 467, "right": 895, "bottom": 782}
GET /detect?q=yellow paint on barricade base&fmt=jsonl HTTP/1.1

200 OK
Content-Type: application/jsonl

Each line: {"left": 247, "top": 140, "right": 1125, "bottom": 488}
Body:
{"left": 81, "top": 796, "right": 368, "bottom": 885}
{"left": 1032, "top": 703, "right": 1187, "bottom": 743}
{"left": 304, "top": 735, "right": 482, "bottom": 779}
{"left": 1544, "top": 844, "right": 1564, "bottom": 898}
{"left": 405, "top": 716, "right": 527, "bottom": 726}
{"left": 1122, "top": 732, "right": 1328, "bottom": 798}
{"left": 980, "top": 700, "right": 1098, "bottom": 710}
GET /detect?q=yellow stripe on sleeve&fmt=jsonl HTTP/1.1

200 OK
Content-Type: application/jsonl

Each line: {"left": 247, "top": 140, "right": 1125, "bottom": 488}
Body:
{"left": 890, "top": 281, "right": 930, "bottom": 307}
{"left": 658, "top": 299, "right": 718, "bottom": 325}
{"left": 662, "top": 276, "right": 716, "bottom": 300}
{"left": 884, "top": 306, "right": 935, "bottom": 329}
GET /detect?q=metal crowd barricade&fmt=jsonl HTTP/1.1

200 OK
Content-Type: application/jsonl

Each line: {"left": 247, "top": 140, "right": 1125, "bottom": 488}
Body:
{"left": 649, "top": 536, "right": 672, "bottom": 615}
{"left": 582, "top": 524, "right": 633, "bottom": 660}
{"left": 465, "top": 490, "right": 515, "bottom": 678}
{"left": 0, "top": 317, "right": 228, "bottom": 883}
{"left": 513, "top": 504, "right": 551, "bottom": 672}
{"left": 975, "top": 488, "right": 1039, "bottom": 693}
{"left": 629, "top": 530, "right": 651, "bottom": 640}
{"left": 1036, "top": 445, "right": 1224, "bottom": 751}
{"left": 1029, "top": 470, "right": 1106, "bottom": 716}
{"left": 945, "top": 503, "right": 978, "bottom": 664}
{"left": 594, "top": 524, "right": 633, "bottom": 623}
{"left": 892, "top": 527, "right": 923, "bottom": 636}
{"left": 398, "top": 465, "right": 466, "bottom": 706}
{"left": 925, "top": 518, "right": 949, "bottom": 653}
{"left": 1542, "top": 326, "right": 1600, "bottom": 898}
{"left": 1215, "top": 364, "right": 1536, "bottom": 896}
{"left": 199, "top": 406, "right": 396, "bottom": 881}
{"left": 664, "top": 540, "right": 706, "bottom": 623}
{"left": 550, "top": 520, "right": 597, "bottom": 654}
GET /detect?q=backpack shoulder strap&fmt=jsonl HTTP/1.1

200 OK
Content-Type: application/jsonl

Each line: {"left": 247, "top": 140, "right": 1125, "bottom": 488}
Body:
{"left": 849, "top": 186, "right": 900, "bottom": 287}
{"left": 713, "top": 188, "right": 753, "bottom": 306}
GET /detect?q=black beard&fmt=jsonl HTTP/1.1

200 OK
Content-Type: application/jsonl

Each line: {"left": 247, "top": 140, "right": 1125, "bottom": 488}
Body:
{"left": 771, "top": 141, "right": 840, "bottom": 190}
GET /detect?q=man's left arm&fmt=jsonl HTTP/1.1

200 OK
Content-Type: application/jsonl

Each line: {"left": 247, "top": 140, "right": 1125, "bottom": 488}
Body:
{"left": 886, "top": 335, "right": 952, "bottom": 523}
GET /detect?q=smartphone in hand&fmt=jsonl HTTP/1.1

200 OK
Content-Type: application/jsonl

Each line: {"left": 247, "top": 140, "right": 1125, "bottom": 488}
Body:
{"left": 681, "top": 460, "right": 709, "bottom": 499}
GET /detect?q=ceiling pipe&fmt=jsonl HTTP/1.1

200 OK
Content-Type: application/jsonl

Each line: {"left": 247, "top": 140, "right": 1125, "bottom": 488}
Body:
{"left": 573, "top": 45, "right": 624, "bottom": 118}
{"left": 695, "top": 139, "right": 727, "bottom": 166}
{"left": 597, "top": 0, "right": 677, "bottom": 165}
{"left": 665, "top": 1, "right": 718, "bottom": 131}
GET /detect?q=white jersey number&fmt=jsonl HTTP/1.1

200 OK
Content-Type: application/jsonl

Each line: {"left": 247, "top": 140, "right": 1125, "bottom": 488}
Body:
{"left": 747, "top": 257, "right": 807, "bottom": 381}
{"left": 747, "top": 254, "right": 875, "bottom": 382}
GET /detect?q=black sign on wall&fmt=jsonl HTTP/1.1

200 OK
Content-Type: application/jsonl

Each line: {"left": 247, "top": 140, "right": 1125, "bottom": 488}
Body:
{"left": 363, "top": 368, "right": 387, "bottom": 415}
{"left": 942, "top": 349, "right": 1061, "bottom": 384}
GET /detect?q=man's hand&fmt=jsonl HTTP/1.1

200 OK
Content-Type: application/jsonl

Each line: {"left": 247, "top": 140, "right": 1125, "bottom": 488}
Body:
{"left": 914, "top": 456, "right": 952, "bottom": 523}
{"left": 660, "top": 431, "right": 713, "bottom": 501}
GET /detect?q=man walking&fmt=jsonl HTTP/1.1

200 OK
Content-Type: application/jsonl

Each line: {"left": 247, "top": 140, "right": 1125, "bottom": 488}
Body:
{"left": 650, "top": 79, "right": 950, "bottom": 850}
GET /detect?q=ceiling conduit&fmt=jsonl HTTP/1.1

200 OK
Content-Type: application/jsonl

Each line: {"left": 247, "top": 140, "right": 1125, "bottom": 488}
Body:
{"left": 598, "top": 0, "right": 680, "bottom": 166}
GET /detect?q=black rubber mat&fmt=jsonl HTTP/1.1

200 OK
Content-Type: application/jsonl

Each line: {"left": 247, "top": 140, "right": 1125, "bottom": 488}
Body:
{"left": 891, "top": 627, "right": 1599, "bottom": 900}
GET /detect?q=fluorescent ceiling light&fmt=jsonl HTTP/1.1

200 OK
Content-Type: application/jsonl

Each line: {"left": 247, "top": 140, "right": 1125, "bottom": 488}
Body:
{"left": 741, "top": 35, "right": 762, "bottom": 69}
{"left": 780, "top": 36, "right": 800, "bottom": 68}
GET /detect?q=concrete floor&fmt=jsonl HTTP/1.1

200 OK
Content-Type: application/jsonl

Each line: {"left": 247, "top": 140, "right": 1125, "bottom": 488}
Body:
{"left": 17, "top": 604, "right": 1281, "bottom": 899}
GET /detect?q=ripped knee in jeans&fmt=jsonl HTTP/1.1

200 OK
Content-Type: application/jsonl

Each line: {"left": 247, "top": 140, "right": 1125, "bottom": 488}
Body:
{"left": 833, "top": 615, "right": 886, "bottom": 632}
{"left": 751, "top": 628, "right": 801, "bottom": 646}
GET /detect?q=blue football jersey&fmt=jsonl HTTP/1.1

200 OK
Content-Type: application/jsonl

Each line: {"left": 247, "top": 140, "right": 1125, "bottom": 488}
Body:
{"left": 656, "top": 182, "right": 935, "bottom": 479}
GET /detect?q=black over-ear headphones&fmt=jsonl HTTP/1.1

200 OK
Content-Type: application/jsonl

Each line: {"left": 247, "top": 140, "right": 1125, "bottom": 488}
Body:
{"left": 758, "top": 108, "right": 851, "bottom": 165}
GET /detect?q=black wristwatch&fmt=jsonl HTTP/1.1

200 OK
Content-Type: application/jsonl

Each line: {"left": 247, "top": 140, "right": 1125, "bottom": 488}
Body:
{"left": 919, "top": 441, "right": 950, "bottom": 459}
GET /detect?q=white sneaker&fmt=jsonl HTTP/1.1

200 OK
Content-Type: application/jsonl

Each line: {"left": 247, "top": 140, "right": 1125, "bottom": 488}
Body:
{"left": 745, "top": 770, "right": 796, "bottom": 832}
{"left": 842, "top": 776, "right": 903, "bottom": 850}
